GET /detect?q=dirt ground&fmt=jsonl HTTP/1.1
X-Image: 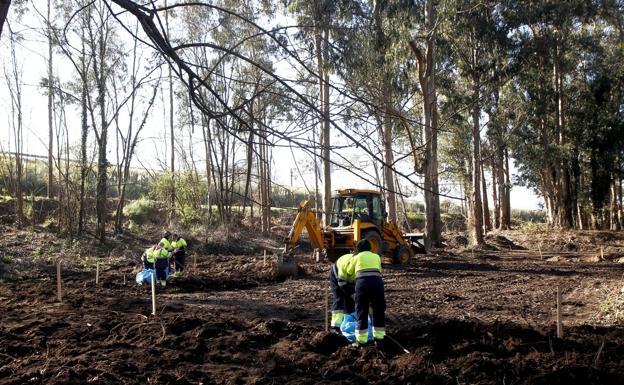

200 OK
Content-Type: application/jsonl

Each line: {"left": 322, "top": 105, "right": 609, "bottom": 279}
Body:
{"left": 2, "top": 230, "right": 624, "bottom": 384}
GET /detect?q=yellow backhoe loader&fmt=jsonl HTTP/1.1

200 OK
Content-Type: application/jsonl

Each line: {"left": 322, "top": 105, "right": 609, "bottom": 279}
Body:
{"left": 277, "top": 188, "right": 425, "bottom": 276}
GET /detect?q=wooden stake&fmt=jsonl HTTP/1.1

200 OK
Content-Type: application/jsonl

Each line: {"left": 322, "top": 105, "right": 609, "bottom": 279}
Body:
{"left": 95, "top": 262, "right": 100, "bottom": 285}
{"left": 263, "top": 250, "right": 267, "bottom": 267}
{"left": 123, "top": 274, "right": 126, "bottom": 285}
{"left": 151, "top": 273, "right": 157, "bottom": 316}
{"left": 324, "top": 281, "right": 329, "bottom": 332}
{"left": 556, "top": 286, "right": 563, "bottom": 338}
{"left": 538, "top": 243, "right": 543, "bottom": 260}
{"left": 56, "top": 258, "right": 62, "bottom": 302}
{"left": 600, "top": 247, "right": 604, "bottom": 260}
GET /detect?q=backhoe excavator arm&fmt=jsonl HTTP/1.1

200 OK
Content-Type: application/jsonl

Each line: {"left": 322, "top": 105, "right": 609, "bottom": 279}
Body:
{"left": 283, "top": 200, "right": 325, "bottom": 254}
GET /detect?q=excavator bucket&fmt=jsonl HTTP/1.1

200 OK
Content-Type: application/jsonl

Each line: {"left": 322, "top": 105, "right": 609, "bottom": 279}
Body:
{"left": 276, "top": 251, "right": 298, "bottom": 277}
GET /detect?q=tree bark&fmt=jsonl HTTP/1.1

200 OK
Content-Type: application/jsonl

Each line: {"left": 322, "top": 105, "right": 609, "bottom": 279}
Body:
{"left": 491, "top": 157, "right": 500, "bottom": 229}
{"left": 47, "top": 0, "right": 54, "bottom": 199}
{"left": 481, "top": 163, "right": 491, "bottom": 232}
{"left": 0, "top": 0, "right": 10, "bottom": 40}
{"left": 409, "top": 0, "right": 441, "bottom": 248}
{"left": 94, "top": 29, "right": 108, "bottom": 243}
{"left": 321, "top": 26, "right": 331, "bottom": 226}
{"left": 470, "top": 70, "right": 484, "bottom": 245}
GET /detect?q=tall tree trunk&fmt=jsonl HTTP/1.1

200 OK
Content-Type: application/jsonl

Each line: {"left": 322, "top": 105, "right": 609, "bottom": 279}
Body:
{"left": 382, "top": 93, "right": 397, "bottom": 225}
{"left": 501, "top": 148, "right": 511, "bottom": 228}
{"left": 94, "top": 31, "right": 108, "bottom": 243}
{"left": 46, "top": 0, "right": 54, "bottom": 199}
{"left": 470, "top": 70, "right": 484, "bottom": 245}
{"left": 165, "top": 0, "right": 175, "bottom": 225}
{"left": 321, "top": 26, "right": 331, "bottom": 226}
{"left": 481, "top": 163, "right": 491, "bottom": 232}
{"left": 78, "top": 38, "right": 88, "bottom": 235}
{"left": 409, "top": 0, "right": 441, "bottom": 248}
{"left": 202, "top": 117, "right": 212, "bottom": 222}
{"left": 491, "top": 158, "right": 500, "bottom": 229}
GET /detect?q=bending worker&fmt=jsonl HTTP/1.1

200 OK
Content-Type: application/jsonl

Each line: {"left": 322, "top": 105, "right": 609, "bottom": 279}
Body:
{"left": 346, "top": 239, "right": 386, "bottom": 347}
{"left": 329, "top": 251, "right": 356, "bottom": 332}
{"left": 171, "top": 233, "right": 188, "bottom": 276}
{"left": 141, "top": 244, "right": 159, "bottom": 270}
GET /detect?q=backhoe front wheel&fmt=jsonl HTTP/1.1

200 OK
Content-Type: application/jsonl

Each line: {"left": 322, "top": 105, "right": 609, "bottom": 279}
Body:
{"left": 393, "top": 245, "right": 413, "bottom": 265}
{"left": 362, "top": 231, "right": 383, "bottom": 255}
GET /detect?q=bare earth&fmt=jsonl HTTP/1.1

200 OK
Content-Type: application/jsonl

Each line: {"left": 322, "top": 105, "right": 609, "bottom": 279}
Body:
{"left": 2, "top": 230, "right": 624, "bottom": 384}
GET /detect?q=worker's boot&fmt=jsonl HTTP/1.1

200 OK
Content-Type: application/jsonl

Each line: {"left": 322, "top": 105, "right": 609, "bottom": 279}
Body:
{"left": 160, "top": 280, "right": 167, "bottom": 287}
{"left": 330, "top": 327, "right": 341, "bottom": 334}
{"left": 351, "top": 340, "right": 370, "bottom": 348}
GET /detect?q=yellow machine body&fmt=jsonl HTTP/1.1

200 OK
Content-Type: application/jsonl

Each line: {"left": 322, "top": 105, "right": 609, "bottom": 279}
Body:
{"left": 283, "top": 189, "right": 424, "bottom": 264}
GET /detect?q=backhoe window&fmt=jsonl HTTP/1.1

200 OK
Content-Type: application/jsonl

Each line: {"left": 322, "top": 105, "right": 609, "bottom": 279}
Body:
{"left": 372, "top": 195, "right": 383, "bottom": 224}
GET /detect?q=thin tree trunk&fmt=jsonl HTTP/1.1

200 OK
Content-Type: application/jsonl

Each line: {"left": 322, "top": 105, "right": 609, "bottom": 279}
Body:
{"left": 491, "top": 158, "right": 500, "bottom": 229}
{"left": 470, "top": 70, "right": 484, "bottom": 245}
{"left": 78, "top": 37, "right": 88, "bottom": 235}
{"left": 321, "top": 26, "right": 331, "bottom": 226}
{"left": 482, "top": 163, "right": 491, "bottom": 232}
{"left": 46, "top": 0, "right": 54, "bottom": 199}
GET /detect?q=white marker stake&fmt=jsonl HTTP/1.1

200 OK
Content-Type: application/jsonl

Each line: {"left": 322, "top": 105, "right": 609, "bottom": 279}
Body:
{"left": 601, "top": 247, "right": 604, "bottom": 260}
{"left": 151, "top": 273, "right": 157, "bottom": 316}
{"left": 96, "top": 262, "right": 100, "bottom": 285}
{"left": 123, "top": 274, "right": 126, "bottom": 285}
{"left": 56, "top": 259, "right": 62, "bottom": 302}
{"left": 538, "top": 243, "right": 543, "bottom": 260}
{"left": 263, "top": 250, "right": 267, "bottom": 267}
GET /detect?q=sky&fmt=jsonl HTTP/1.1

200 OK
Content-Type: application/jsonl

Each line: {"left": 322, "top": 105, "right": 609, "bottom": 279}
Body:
{"left": 0, "top": 0, "right": 543, "bottom": 211}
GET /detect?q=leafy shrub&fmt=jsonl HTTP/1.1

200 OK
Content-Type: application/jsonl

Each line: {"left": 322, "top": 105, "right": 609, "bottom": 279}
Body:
{"left": 123, "top": 197, "right": 160, "bottom": 224}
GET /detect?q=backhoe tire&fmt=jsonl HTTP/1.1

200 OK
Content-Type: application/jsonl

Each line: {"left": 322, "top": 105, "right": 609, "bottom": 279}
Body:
{"left": 362, "top": 231, "right": 383, "bottom": 255}
{"left": 393, "top": 245, "right": 413, "bottom": 265}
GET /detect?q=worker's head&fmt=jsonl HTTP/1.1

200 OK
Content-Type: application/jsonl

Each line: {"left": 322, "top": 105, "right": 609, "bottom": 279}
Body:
{"left": 163, "top": 231, "right": 171, "bottom": 239}
{"left": 172, "top": 233, "right": 178, "bottom": 241}
{"left": 356, "top": 239, "right": 372, "bottom": 252}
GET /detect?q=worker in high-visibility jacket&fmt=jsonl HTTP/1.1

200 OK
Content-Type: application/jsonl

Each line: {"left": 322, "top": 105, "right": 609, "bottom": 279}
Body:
{"left": 346, "top": 239, "right": 386, "bottom": 346}
{"left": 171, "top": 233, "right": 188, "bottom": 276}
{"left": 329, "top": 252, "right": 356, "bottom": 332}
{"left": 158, "top": 231, "right": 174, "bottom": 253}
{"left": 141, "top": 245, "right": 158, "bottom": 270}
{"left": 153, "top": 244, "right": 170, "bottom": 287}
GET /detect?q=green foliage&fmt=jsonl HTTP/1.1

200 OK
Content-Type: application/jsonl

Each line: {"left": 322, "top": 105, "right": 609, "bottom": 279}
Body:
{"left": 150, "top": 172, "right": 207, "bottom": 227}
{"left": 123, "top": 197, "right": 159, "bottom": 224}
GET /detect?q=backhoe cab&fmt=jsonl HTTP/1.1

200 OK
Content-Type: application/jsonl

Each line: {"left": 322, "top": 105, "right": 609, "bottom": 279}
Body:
{"left": 278, "top": 189, "right": 425, "bottom": 276}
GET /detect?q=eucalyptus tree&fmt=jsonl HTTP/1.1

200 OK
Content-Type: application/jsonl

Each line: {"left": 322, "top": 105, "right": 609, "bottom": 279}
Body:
{"left": 439, "top": 0, "right": 510, "bottom": 244}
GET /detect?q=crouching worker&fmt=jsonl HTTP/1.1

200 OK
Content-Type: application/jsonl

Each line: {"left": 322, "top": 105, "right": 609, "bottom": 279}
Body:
{"left": 171, "top": 233, "right": 187, "bottom": 276}
{"left": 329, "top": 252, "right": 356, "bottom": 332}
{"left": 153, "top": 245, "right": 170, "bottom": 287}
{"left": 141, "top": 245, "right": 158, "bottom": 270}
{"left": 347, "top": 239, "right": 386, "bottom": 347}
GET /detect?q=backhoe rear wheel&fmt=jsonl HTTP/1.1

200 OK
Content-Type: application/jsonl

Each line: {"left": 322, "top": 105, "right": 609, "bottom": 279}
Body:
{"left": 393, "top": 245, "right": 413, "bottom": 265}
{"left": 362, "top": 231, "right": 383, "bottom": 254}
